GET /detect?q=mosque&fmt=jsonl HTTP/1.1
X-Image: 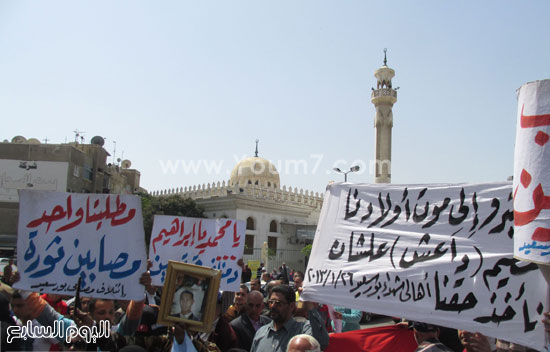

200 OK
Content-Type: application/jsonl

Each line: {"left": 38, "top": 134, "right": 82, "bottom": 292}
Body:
{"left": 151, "top": 144, "right": 323, "bottom": 272}
{"left": 151, "top": 51, "right": 397, "bottom": 273}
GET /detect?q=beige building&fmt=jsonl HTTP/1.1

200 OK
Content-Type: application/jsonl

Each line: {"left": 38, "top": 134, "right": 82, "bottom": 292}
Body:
{"left": 0, "top": 136, "right": 142, "bottom": 256}
{"left": 152, "top": 153, "right": 323, "bottom": 273}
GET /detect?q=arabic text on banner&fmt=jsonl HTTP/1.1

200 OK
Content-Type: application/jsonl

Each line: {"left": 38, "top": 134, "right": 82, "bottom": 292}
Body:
{"left": 513, "top": 79, "right": 550, "bottom": 263}
{"left": 15, "top": 190, "right": 147, "bottom": 300}
{"left": 301, "top": 183, "right": 548, "bottom": 351}
{"left": 149, "top": 215, "right": 245, "bottom": 291}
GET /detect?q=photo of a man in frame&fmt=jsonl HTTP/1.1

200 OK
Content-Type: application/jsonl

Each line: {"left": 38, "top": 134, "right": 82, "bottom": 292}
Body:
{"left": 170, "top": 272, "right": 207, "bottom": 321}
{"left": 171, "top": 289, "right": 200, "bottom": 321}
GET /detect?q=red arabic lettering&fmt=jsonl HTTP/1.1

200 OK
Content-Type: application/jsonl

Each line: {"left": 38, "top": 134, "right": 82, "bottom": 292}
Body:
{"left": 27, "top": 196, "right": 73, "bottom": 233}
{"left": 520, "top": 105, "right": 550, "bottom": 128}
{"left": 198, "top": 220, "right": 207, "bottom": 241}
{"left": 218, "top": 220, "right": 232, "bottom": 237}
{"left": 56, "top": 207, "right": 84, "bottom": 232}
{"left": 26, "top": 194, "right": 136, "bottom": 234}
{"left": 108, "top": 196, "right": 136, "bottom": 226}
{"left": 532, "top": 227, "right": 550, "bottom": 242}
{"left": 514, "top": 184, "right": 550, "bottom": 226}
{"left": 232, "top": 222, "right": 240, "bottom": 248}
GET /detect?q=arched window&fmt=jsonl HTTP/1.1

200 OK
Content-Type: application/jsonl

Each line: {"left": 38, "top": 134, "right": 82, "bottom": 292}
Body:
{"left": 246, "top": 217, "right": 255, "bottom": 230}
{"left": 269, "top": 220, "right": 277, "bottom": 233}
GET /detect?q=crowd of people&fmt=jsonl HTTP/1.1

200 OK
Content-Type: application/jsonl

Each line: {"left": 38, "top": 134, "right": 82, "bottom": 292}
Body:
{"left": 0, "top": 260, "right": 548, "bottom": 352}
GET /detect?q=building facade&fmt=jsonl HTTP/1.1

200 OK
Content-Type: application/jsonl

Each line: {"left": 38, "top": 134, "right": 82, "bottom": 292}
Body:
{"left": 0, "top": 136, "right": 142, "bottom": 256}
{"left": 151, "top": 154, "right": 323, "bottom": 273}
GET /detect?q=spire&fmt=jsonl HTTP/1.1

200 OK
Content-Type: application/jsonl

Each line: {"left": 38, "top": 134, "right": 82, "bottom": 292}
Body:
{"left": 255, "top": 139, "right": 259, "bottom": 157}
{"left": 383, "top": 48, "right": 387, "bottom": 66}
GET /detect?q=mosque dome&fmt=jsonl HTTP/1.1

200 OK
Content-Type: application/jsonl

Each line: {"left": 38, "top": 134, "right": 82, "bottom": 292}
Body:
{"left": 230, "top": 156, "right": 280, "bottom": 188}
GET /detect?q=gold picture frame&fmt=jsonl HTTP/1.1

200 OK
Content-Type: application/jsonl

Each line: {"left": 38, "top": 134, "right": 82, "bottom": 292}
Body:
{"left": 157, "top": 261, "right": 222, "bottom": 333}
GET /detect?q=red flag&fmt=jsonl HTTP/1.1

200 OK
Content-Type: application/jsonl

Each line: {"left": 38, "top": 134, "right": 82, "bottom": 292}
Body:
{"left": 325, "top": 325, "right": 417, "bottom": 352}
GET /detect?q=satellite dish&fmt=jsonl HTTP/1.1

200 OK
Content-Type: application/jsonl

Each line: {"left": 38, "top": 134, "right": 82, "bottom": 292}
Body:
{"left": 27, "top": 138, "right": 41, "bottom": 145}
{"left": 121, "top": 160, "right": 132, "bottom": 169}
{"left": 91, "top": 136, "right": 105, "bottom": 146}
{"left": 11, "top": 136, "right": 27, "bottom": 144}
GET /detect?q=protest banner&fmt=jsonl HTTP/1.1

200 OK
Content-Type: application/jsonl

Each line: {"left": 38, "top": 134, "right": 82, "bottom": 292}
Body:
{"left": 301, "top": 182, "right": 548, "bottom": 351}
{"left": 148, "top": 215, "right": 245, "bottom": 291}
{"left": 15, "top": 190, "right": 147, "bottom": 300}
{"left": 513, "top": 79, "right": 550, "bottom": 263}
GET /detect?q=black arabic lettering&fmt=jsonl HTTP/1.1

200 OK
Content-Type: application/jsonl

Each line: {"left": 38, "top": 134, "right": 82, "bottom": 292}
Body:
{"left": 347, "top": 232, "right": 388, "bottom": 262}
{"left": 422, "top": 198, "right": 450, "bottom": 229}
{"left": 434, "top": 271, "right": 477, "bottom": 312}
{"left": 473, "top": 305, "right": 516, "bottom": 324}
{"left": 399, "top": 234, "right": 448, "bottom": 269}
{"left": 328, "top": 239, "right": 345, "bottom": 260}
{"left": 344, "top": 188, "right": 361, "bottom": 220}
{"left": 448, "top": 188, "right": 469, "bottom": 225}
{"left": 368, "top": 193, "right": 391, "bottom": 228}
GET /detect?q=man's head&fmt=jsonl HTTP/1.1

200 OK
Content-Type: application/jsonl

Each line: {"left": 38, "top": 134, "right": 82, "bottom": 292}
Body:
{"left": 293, "top": 271, "right": 304, "bottom": 288}
{"left": 89, "top": 298, "right": 116, "bottom": 324}
{"left": 234, "top": 284, "right": 249, "bottom": 307}
{"left": 246, "top": 291, "right": 264, "bottom": 321}
{"left": 268, "top": 285, "right": 295, "bottom": 324}
{"left": 250, "top": 279, "right": 261, "bottom": 292}
{"left": 11, "top": 291, "right": 32, "bottom": 323}
{"left": 8, "top": 259, "right": 14, "bottom": 265}
{"left": 266, "top": 280, "right": 282, "bottom": 298}
{"left": 287, "top": 334, "right": 320, "bottom": 352}
{"left": 179, "top": 290, "right": 194, "bottom": 315}
{"left": 261, "top": 272, "right": 270, "bottom": 282}
{"left": 80, "top": 296, "right": 91, "bottom": 313}
{"left": 412, "top": 321, "right": 440, "bottom": 345}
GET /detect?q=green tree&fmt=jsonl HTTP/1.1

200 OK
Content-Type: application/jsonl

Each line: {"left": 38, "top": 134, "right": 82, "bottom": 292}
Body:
{"left": 138, "top": 193, "right": 205, "bottom": 247}
{"left": 301, "top": 244, "right": 312, "bottom": 257}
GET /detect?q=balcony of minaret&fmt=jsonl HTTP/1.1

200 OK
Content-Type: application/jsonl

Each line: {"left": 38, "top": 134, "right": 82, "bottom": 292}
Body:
{"left": 371, "top": 88, "right": 397, "bottom": 104}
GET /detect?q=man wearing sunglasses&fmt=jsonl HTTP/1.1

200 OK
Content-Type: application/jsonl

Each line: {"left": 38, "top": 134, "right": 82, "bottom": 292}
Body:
{"left": 231, "top": 290, "right": 272, "bottom": 351}
{"left": 250, "top": 285, "right": 329, "bottom": 352}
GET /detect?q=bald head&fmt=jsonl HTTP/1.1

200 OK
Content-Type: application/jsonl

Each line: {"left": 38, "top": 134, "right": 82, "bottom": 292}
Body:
{"left": 287, "top": 335, "right": 320, "bottom": 352}
{"left": 248, "top": 290, "right": 263, "bottom": 301}
{"left": 246, "top": 290, "right": 265, "bottom": 320}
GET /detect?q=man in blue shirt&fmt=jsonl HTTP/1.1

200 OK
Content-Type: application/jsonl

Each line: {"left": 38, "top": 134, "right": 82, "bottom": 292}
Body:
{"left": 250, "top": 285, "right": 328, "bottom": 352}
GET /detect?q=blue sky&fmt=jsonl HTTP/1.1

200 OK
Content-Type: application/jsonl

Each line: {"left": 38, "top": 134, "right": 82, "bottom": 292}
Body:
{"left": 1, "top": 1, "right": 549, "bottom": 194}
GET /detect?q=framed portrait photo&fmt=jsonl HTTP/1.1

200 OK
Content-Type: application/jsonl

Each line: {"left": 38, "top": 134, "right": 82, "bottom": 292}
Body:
{"left": 157, "top": 261, "right": 222, "bottom": 332}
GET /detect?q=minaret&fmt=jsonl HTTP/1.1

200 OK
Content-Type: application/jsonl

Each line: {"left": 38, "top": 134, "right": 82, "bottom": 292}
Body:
{"left": 371, "top": 49, "right": 397, "bottom": 183}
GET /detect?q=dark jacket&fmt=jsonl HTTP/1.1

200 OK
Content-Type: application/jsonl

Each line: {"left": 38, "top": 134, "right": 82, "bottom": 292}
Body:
{"left": 230, "top": 314, "right": 272, "bottom": 351}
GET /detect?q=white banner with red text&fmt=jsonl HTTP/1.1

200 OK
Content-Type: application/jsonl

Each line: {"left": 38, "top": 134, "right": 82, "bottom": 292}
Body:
{"left": 148, "top": 215, "right": 245, "bottom": 291}
{"left": 513, "top": 79, "right": 550, "bottom": 263}
{"left": 15, "top": 190, "right": 147, "bottom": 300}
